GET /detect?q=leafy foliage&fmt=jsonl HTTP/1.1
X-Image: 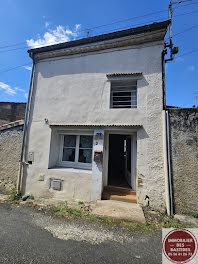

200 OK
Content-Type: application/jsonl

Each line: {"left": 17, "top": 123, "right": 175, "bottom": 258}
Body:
{"left": 192, "top": 212, "right": 198, "bottom": 219}
{"left": 9, "top": 189, "right": 21, "bottom": 201}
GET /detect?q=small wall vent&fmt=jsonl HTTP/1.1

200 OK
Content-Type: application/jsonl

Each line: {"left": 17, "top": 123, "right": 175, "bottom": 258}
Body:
{"left": 51, "top": 179, "right": 62, "bottom": 191}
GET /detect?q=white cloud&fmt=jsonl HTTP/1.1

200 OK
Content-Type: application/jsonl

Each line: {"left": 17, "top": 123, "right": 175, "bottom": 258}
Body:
{"left": 75, "top": 24, "right": 81, "bottom": 31}
{"left": 26, "top": 24, "right": 81, "bottom": 49}
{"left": 176, "top": 57, "right": 184, "bottom": 63}
{"left": 23, "top": 66, "right": 32, "bottom": 71}
{"left": 14, "top": 87, "right": 28, "bottom": 100}
{"left": 187, "top": 65, "right": 195, "bottom": 72}
{"left": 14, "top": 87, "right": 25, "bottom": 92}
{"left": 24, "top": 93, "right": 28, "bottom": 99}
{"left": 45, "top": 22, "right": 50, "bottom": 28}
{"left": 0, "top": 82, "right": 28, "bottom": 100}
{"left": 0, "top": 82, "right": 16, "bottom": 95}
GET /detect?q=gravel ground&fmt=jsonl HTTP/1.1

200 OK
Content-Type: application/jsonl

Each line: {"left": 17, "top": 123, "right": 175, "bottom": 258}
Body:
{"left": 0, "top": 202, "right": 162, "bottom": 264}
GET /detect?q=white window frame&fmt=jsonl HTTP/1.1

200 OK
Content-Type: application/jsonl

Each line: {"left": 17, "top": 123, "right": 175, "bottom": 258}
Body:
{"left": 58, "top": 134, "right": 93, "bottom": 170}
{"left": 110, "top": 80, "right": 137, "bottom": 109}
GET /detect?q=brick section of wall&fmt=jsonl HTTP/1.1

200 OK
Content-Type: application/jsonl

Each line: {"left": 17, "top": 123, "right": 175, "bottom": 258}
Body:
{"left": 0, "top": 102, "right": 26, "bottom": 126}
{"left": 169, "top": 108, "right": 198, "bottom": 215}
{"left": 0, "top": 126, "right": 23, "bottom": 194}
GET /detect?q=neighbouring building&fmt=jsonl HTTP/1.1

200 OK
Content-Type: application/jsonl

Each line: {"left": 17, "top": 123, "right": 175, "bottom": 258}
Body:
{"left": 168, "top": 108, "right": 198, "bottom": 215}
{"left": 19, "top": 20, "right": 171, "bottom": 211}
{"left": 0, "top": 102, "right": 26, "bottom": 195}
{"left": 0, "top": 120, "right": 24, "bottom": 194}
{"left": 0, "top": 102, "right": 26, "bottom": 126}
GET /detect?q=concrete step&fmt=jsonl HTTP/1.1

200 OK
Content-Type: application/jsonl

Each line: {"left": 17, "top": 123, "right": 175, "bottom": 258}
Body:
{"left": 91, "top": 200, "right": 145, "bottom": 223}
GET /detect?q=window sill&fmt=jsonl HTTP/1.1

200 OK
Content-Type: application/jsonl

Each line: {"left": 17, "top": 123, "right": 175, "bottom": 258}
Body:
{"left": 48, "top": 166, "right": 92, "bottom": 174}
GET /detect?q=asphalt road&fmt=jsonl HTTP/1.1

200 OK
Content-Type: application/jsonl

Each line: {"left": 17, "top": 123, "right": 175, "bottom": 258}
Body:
{"left": 0, "top": 203, "right": 162, "bottom": 264}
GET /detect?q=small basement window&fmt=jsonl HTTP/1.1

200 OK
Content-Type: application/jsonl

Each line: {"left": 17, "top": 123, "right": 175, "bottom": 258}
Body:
{"left": 60, "top": 135, "right": 93, "bottom": 169}
{"left": 110, "top": 80, "right": 137, "bottom": 108}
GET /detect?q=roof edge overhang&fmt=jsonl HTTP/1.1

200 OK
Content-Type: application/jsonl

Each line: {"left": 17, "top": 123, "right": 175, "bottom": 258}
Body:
{"left": 50, "top": 124, "right": 142, "bottom": 128}
{"left": 106, "top": 72, "right": 143, "bottom": 79}
{"left": 0, "top": 120, "right": 24, "bottom": 131}
{"left": 29, "top": 20, "right": 170, "bottom": 61}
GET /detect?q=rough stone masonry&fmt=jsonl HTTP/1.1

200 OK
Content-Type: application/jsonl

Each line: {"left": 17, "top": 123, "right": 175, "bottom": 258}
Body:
{"left": 0, "top": 123, "right": 23, "bottom": 194}
{"left": 0, "top": 102, "right": 25, "bottom": 194}
{"left": 169, "top": 108, "right": 198, "bottom": 215}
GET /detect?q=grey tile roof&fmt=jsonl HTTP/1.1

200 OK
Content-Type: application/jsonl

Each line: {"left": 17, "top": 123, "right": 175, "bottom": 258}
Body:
{"left": 28, "top": 20, "right": 170, "bottom": 56}
{"left": 0, "top": 120, "right": 24, "bottom": 131}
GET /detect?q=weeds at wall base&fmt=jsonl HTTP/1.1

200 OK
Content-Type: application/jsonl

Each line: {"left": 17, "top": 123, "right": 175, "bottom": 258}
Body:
{"left": 192, "top": 212, "right": 198, "bottom": 219}
{"left": 48, "top": 204, "right": 188, "bottom": 231}
{"left": 9, "top": 189, "right": 21, "bottom": 201}
{"left": 5, "top": 193, "right": 189, "bottom": 230}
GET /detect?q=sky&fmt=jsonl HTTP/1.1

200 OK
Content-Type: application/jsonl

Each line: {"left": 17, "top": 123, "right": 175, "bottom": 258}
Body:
{"left": 0, "top": 0, "right": 198, "bottom": 107}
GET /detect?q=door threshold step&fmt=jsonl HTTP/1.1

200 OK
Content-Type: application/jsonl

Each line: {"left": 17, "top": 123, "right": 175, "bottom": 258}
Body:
{"left": 106, "top": 185, "right": 132, "bottom": 191}
{"left": 103, "top": 186, "right": 136, "bottom": 196}
{"left": 102, "top": 192, "right": 136, "bottom": 199}
{"left": 102, "top": 193, "right": 137, "bottom": 204}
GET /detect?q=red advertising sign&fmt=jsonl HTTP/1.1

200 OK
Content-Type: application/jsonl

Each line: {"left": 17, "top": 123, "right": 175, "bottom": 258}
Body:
{"left": 163, "top": 229, "right": 198, "bottom": 263}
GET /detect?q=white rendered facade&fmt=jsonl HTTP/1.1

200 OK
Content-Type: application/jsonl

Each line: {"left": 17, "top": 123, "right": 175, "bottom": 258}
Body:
{"left": 22, "top": 23, "right": 169, "bottom": 210}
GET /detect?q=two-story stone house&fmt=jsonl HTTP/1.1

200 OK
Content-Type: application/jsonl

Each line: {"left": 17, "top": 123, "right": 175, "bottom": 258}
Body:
{"left": 18, "top": 20, "right": 171, "bottom": 211}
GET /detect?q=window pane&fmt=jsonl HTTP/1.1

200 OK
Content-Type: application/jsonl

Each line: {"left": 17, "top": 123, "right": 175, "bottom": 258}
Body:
{"left": 62, "top": 148, "right": 75, "bottom": 162}
{"left": 78, "top": 149, "right": 92, "bottom": 163}
{"left": 64, "top": 135, "right": 76, "bottom": 147}
{"left": 79, "top": 136, "right": 93, "bottom": 148}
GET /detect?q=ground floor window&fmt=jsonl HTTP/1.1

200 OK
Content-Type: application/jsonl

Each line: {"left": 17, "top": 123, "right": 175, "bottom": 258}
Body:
{"left": 60, "top": 135, "right": 93, "bottom": 169}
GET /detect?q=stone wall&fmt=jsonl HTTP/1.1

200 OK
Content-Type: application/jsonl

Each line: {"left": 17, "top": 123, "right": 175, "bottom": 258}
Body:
{"left": 0, "top": 125, "right": 23, "bottom": 194}
{"left": 169, "top": 108, "right": 198, "bottom": 215}
{"left": 0, "top": 102, "right": 26, "bottom": 126}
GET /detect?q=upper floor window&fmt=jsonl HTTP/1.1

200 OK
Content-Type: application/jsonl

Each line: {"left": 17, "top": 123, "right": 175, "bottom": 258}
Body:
{"left": 110, "top": 80, "right": 137, "bottom": 109}
{"left": 60, "top": 135, "right": 93, "bottom": 169}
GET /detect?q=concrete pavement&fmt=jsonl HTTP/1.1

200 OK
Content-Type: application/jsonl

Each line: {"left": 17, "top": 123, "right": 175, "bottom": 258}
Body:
{"left": 91, "top": 200, "right": 145, "bottom": 223}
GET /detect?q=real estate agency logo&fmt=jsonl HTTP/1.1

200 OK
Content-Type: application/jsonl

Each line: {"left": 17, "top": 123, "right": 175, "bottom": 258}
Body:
{"left": 163, "top": 229, "right": 198, "bottom": 263}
